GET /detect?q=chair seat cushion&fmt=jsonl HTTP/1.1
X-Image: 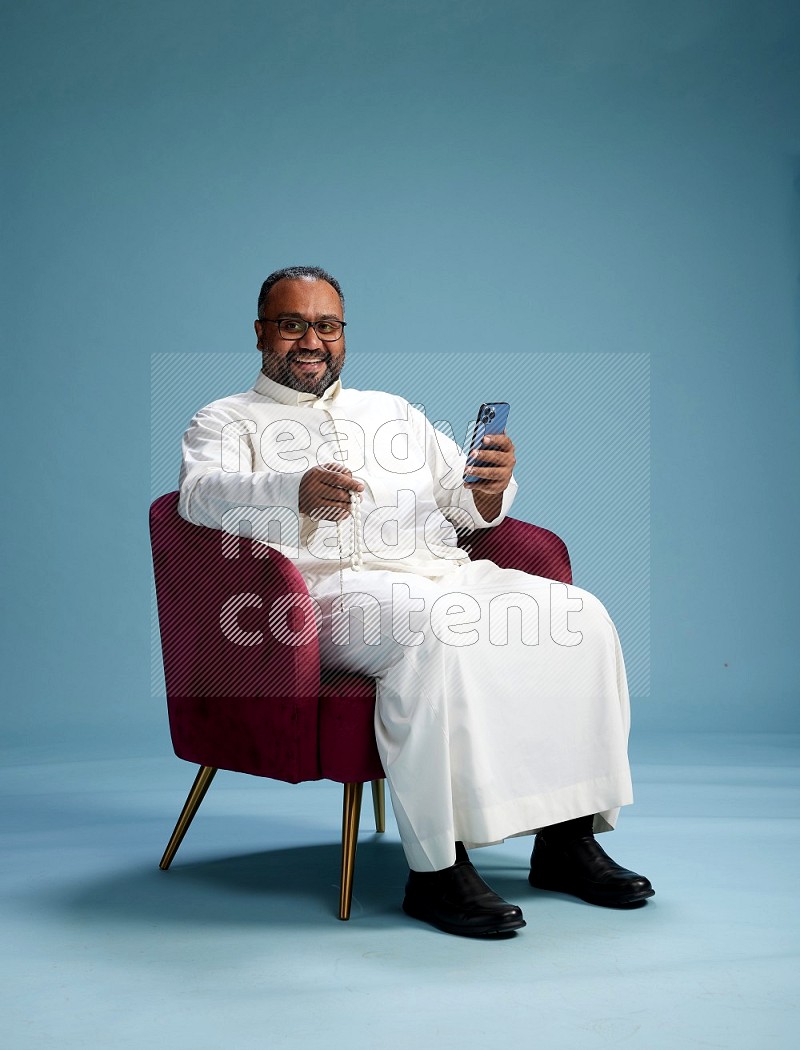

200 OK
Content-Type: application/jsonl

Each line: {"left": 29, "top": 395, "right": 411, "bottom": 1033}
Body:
{"left": 167, "top": 695, "right": 320, "bottom": 783}
{"left": 318, "top": 672, "right": 384, "bottom": 783}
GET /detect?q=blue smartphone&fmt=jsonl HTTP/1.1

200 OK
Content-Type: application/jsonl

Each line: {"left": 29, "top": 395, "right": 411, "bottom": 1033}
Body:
{"left": 463, "top": 402, "right": 510, "bottom": 485}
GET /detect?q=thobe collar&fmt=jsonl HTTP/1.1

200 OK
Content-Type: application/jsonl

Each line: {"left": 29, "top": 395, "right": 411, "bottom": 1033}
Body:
{"left": 253, "top": 370, "right": 342, "bottom": 407}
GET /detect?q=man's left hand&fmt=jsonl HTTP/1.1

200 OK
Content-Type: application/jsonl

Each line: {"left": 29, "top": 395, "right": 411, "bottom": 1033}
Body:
{"left": 464, "top": 433, "right": 516, "bottom": 493}
{"left": 464, "top": 433, "right": 515, "bottom": 522}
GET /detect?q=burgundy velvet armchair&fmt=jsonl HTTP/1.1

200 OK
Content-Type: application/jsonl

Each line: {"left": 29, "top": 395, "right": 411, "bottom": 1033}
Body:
{"left": 150, "top": 491, "right": 572, "bottom": 919}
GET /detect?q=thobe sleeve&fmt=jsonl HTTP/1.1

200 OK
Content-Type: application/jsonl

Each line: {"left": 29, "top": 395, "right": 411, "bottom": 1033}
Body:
{"left": 407, "top": 404, "right": 518, "bottom": 533}
{"left": 178, "top": 403, "right": 304, "bottom": 530}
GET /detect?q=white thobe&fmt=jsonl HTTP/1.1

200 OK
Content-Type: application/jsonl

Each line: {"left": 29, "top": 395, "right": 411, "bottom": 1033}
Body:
{"left": 179, "top": 371, "right": 634, "bottom": 871}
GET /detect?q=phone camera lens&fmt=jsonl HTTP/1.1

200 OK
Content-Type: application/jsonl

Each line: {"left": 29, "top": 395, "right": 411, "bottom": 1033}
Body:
{"left": 486, "top": 407, "right": 495, "bottom": 421}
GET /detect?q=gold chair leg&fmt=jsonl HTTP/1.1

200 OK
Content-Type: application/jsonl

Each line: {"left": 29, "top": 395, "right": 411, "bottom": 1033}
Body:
{"left": 371, "top": 778, "right": 385, "bottom": 833}
{"left": 338, "top": 781, "right": 364, "bottom": 920}
{"left": 159, "top": 765, "right": 217, "bottom": 870}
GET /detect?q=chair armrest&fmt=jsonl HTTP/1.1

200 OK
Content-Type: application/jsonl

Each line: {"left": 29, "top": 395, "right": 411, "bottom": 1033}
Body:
{"left": 461, "top": 516, "right": 572, "bottom": 584}
{"left": 151, "top": 493, "right": 324, "bottom": 782}
{"left": 151, "top": 493, "right": 321, "bottom": 701}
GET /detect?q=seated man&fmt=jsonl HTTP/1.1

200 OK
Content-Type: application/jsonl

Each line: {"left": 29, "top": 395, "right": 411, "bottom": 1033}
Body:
{"left": 178, "top": 264, "right": 653, "bottom": 937}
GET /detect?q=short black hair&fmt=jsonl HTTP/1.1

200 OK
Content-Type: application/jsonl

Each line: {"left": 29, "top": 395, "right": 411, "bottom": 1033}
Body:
{"left": 257, "top": 266, "right": 345, "bottom": 317}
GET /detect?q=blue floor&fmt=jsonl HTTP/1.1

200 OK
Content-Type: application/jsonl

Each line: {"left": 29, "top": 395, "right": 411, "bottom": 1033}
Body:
{"left": 2, "top": 732, "right": 798, "bottom": 1049}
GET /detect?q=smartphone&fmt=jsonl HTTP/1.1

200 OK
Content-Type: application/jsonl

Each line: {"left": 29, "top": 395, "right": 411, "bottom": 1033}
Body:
{"left": 463, "top": 402, "right": 510, "bottom": 485}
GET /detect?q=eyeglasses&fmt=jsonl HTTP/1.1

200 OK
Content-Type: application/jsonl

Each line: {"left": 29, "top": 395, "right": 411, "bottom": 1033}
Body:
{"left": 261, "top": 317, "right": 347, "bottom": 341}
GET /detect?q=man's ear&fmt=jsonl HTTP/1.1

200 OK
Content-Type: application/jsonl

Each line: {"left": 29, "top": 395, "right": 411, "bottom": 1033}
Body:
{"left": 254, "top": 319, "right": 266, "bottom": 350}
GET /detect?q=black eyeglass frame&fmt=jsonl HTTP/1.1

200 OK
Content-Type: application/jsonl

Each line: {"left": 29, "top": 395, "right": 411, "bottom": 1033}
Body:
{"left": 259, "top": 317, "right": 347, "bottom": 341}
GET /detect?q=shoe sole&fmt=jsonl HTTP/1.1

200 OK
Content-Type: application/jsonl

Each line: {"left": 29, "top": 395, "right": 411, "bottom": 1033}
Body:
{"left": 529, "top": 873, "right": 655, "bottom": 908}
{"left": 402, "top": 899, "right": 527, "bottom": 937}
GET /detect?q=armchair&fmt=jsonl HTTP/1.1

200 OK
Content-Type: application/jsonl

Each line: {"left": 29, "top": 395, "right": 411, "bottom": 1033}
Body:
{"left": 150, "top": 491, "right": 571, "bottom": 919}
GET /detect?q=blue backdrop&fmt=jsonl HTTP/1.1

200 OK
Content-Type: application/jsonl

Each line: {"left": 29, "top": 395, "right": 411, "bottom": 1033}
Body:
{"left": 3, "top": 0, "right": 799, "bottom": 749}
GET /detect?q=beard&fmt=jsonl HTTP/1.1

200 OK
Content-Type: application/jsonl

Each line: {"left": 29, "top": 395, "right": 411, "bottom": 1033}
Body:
{"left": 261, "top": 346, "right": 346, "bottom": 396}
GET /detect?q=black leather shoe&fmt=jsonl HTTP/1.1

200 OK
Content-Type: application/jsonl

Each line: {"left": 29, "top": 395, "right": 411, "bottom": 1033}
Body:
{"left": 529, "top": 833, "right": 654, "bottom": 907}
{"left": 403, "top": 854, "right": 526, "bottom": 937}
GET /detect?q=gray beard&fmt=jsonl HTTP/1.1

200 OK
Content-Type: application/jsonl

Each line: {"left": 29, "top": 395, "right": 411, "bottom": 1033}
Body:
{"left": 262, "top": 348, "right": 345, "bottom": 397}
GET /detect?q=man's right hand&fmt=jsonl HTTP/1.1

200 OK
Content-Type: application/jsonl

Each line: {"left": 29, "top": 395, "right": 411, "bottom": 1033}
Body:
{"left": 298, "top": 463, "right": 364, "bottom": 521}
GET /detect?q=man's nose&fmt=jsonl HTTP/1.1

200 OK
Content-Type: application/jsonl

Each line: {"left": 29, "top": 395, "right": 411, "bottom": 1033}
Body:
{"left": 298, "top": 325, "right": 323, "bottom": 349}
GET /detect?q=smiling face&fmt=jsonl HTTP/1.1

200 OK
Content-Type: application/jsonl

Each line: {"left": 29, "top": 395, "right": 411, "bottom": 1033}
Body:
{"left": 254, "top": 278, "right": 346, "bottom": 395}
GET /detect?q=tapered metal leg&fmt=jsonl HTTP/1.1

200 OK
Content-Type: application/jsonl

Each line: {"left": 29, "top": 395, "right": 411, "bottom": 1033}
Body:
{"left": 159, "top": 765, "right": 217, "bottom": 870}
{"left": 371, "top": 779, "right": 385, "bottom": 833}
{"left": 338, "top": 782, "right": 364, "bottom": 920}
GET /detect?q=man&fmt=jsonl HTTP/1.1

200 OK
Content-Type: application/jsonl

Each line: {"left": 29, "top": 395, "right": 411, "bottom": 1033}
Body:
{"left": 179, "top": 265, "right": 653, "bottom": 937}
